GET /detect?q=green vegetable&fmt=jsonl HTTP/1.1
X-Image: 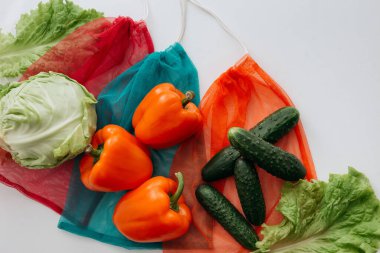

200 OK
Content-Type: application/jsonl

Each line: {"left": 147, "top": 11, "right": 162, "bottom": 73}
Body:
{"left": 202, "top": 107, "right": 299, "bottom": 181}
{"left": 228, "top": 127, "right": 306, "bottom": 181}
{"left": 255, "top": 168, "right": 380, "bottom": 253}
{"left": 0, "top": 0, "right": 102, "bottom": 85}
{"left": 0, "top": 72, "right": 97, "bottom": 168}
{"left": 250, "top": 106, "right": 300, "bottom": 143}
{"left": 195, "top": 184, "right": 259, "bottom": 250}
{"left": 201, "top": 146, "right": 240, "bottom": 181}
{"left": 234, "top": 157, "right": 265, "bottom": 226}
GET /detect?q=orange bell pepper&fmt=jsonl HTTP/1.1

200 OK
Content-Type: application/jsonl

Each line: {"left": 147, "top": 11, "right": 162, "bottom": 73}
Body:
{"left": 132, "top": 83, "right": 202, "bottom": 149}
{"left": 113, "top": 172, "right": 191, "bottom": 242}
{"left": 80, "top": 124, "right": 153, "bottom": 192}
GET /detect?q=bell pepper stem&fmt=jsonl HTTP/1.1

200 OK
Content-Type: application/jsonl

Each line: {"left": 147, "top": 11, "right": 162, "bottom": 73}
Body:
{"left": 85, "top": 144, "right": 102, "bottom": 158}
{"left": 182, "top": 91, "right": 195, "bottom": 108}
{"left": 170, "top": 172, "right": 184, "bottom": 212}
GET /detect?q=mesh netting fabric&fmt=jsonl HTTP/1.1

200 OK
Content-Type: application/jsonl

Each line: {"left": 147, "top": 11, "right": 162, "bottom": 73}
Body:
{"left": 163, "top": 54, "right": 316, "bottom": 252}
{"left": 0, "top": 17, "right": 154, "bottom": 213}
{"left": 58, "top": 43, "right": 201, "bottom": 250}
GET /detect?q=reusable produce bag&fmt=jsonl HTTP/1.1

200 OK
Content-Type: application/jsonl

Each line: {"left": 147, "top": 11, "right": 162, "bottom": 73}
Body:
{"left": 22, "top": 16, "right": 154, "bottom": 97}
{"left": 58, "top": 42, "right": 200, "bottom": 249}
{"left": 0, "top": 14, "right": 154, "bottom": 213}
{"left": 161, "top": 0, "right": 317, "bottom": 252}
{"left": 0, "top": 0, "right": 102, "bottom": 85}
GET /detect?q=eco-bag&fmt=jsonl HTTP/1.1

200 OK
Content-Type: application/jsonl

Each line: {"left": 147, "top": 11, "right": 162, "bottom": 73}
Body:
{"left": 161, "top": 0, "right": 317, "bottom": 252}
{"left": 57, "top": 1, "right": 200, "bottom": 250}
{"left": 0, "top": 3, "right": 154, "bottom": 213}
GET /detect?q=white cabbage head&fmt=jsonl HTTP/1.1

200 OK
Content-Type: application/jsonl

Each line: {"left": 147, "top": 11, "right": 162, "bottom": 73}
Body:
{"left": 0, "top": 72, "right": 97, "bottom": 169}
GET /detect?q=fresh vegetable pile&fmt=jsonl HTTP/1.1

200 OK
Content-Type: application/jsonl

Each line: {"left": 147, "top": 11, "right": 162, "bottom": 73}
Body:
{"left": 0, "top": 1, "right": 379, "bottom": 253}
{"left": 202, "top": 107, "right": 300, "bottom": 182}
{"left": 0, "top": 0, "right": 154, "bottom": 213}
{"left": 195, "top": 107, "right": 306, "bottom": 250}
{"left": 75, "top": 84, "right": 201, "bottom": 242}
{"left": 195, "top": 107, "right": 380, "bottom": 252}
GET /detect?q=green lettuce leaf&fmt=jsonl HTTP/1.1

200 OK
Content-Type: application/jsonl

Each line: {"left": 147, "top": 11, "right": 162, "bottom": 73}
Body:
{"left": 255, "top": 168, "right": 380, "bottom": 253}
{"left": 0, "top": 0, "right": 103, "bottom": 84}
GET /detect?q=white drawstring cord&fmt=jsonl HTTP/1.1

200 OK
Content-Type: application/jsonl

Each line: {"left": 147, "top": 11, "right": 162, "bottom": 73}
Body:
{"left": 176, "top": 0, "right": 188, "bottom": 42}
{"left": 141, "top": 0, "right": 149, "bottom": 21}
{"left": 178, "top": 0, "right": 248, "bottom": 54}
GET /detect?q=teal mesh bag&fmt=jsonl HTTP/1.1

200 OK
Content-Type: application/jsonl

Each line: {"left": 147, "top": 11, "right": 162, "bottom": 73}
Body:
{"left": 58, "top": 43, "right": 199, "bottom": 250}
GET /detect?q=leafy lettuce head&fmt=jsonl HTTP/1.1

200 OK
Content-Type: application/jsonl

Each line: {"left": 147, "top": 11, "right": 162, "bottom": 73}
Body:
{"left": 255, "top": 167, "right": 380, "bottom": 253}
{"left": 0, "top": 72, "right": 97, "bottom": 169}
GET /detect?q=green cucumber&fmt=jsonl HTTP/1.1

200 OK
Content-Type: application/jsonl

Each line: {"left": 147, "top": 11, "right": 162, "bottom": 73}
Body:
{"left": 228, "top": 127, "right": 306, "bottom": 181}
{"left": 250, "top": 106, "right": 300, "bottom": 143}
{"left": 202, "top": 107, "right": 299, "bottom": 181}
{"left": 195, "top": 184, "right": 258, "bottom": 250}
{"left": 234, "top": 157, "right": 265, "bottom": 226}
{"left": 201, "top": 147, "right": 240, "bottom": 181}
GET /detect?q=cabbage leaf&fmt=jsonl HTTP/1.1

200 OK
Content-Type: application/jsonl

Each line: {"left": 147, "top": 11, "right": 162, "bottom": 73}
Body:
{"left": 255, "top": 168, "right": 380, "bottom": 253}
{"left": 0, "top": 0, "right": 102, "bottom": 85}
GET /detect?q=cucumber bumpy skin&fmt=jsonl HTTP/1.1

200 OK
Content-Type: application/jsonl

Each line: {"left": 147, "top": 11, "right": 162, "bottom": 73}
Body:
{"left": 228, "top": 127, "right": 306, "bottom": 181}
{"left": 251, "top": 106, "right": 300, "bottom": 143}
{"left": 201, "top": 107, "right": 299, "bottom": 182}
{"left": 195, "top": 184, "right": 258, "bottom": 250}
{"left": 234, "top": 157, "right": 266, "bottom": 226}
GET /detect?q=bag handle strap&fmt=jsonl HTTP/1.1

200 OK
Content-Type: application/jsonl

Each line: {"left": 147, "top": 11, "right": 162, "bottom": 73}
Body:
{"left": 141, "top": 0, "right": 149, "bottom": 21}
{"left": 177, "top": 0, "right": 248, "bottom": 54}
{"left": 176, "top": 0, "right": 188, "bottom": 42}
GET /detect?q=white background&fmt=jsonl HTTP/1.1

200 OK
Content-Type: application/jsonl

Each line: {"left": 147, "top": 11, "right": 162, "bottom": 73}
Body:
{"left": 1, "top": 0, "right": 380, "bottom": 252}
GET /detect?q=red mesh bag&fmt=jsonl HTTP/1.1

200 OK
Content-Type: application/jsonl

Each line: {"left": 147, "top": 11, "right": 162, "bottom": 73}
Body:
{"left": 22, "top": 17, "right": 154, "bottom": 97}
{"left": 0, "top": 16, "right": 154, "bottom": 213}
{"left": 164, "top": 55, "right": 317, "bottom": 252}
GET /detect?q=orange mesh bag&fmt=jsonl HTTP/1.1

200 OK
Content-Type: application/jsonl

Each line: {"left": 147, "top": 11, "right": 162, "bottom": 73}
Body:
{"left": 162, "top": 1, "right": 316, "bottom": 251}
{"left": 164, "top": 54, "right": 316, "bottom": 253}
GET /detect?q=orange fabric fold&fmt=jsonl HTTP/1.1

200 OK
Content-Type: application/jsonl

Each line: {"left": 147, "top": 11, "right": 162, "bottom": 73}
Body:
{"left": 164, "top": 54, "right": 316, "bottom": 252}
